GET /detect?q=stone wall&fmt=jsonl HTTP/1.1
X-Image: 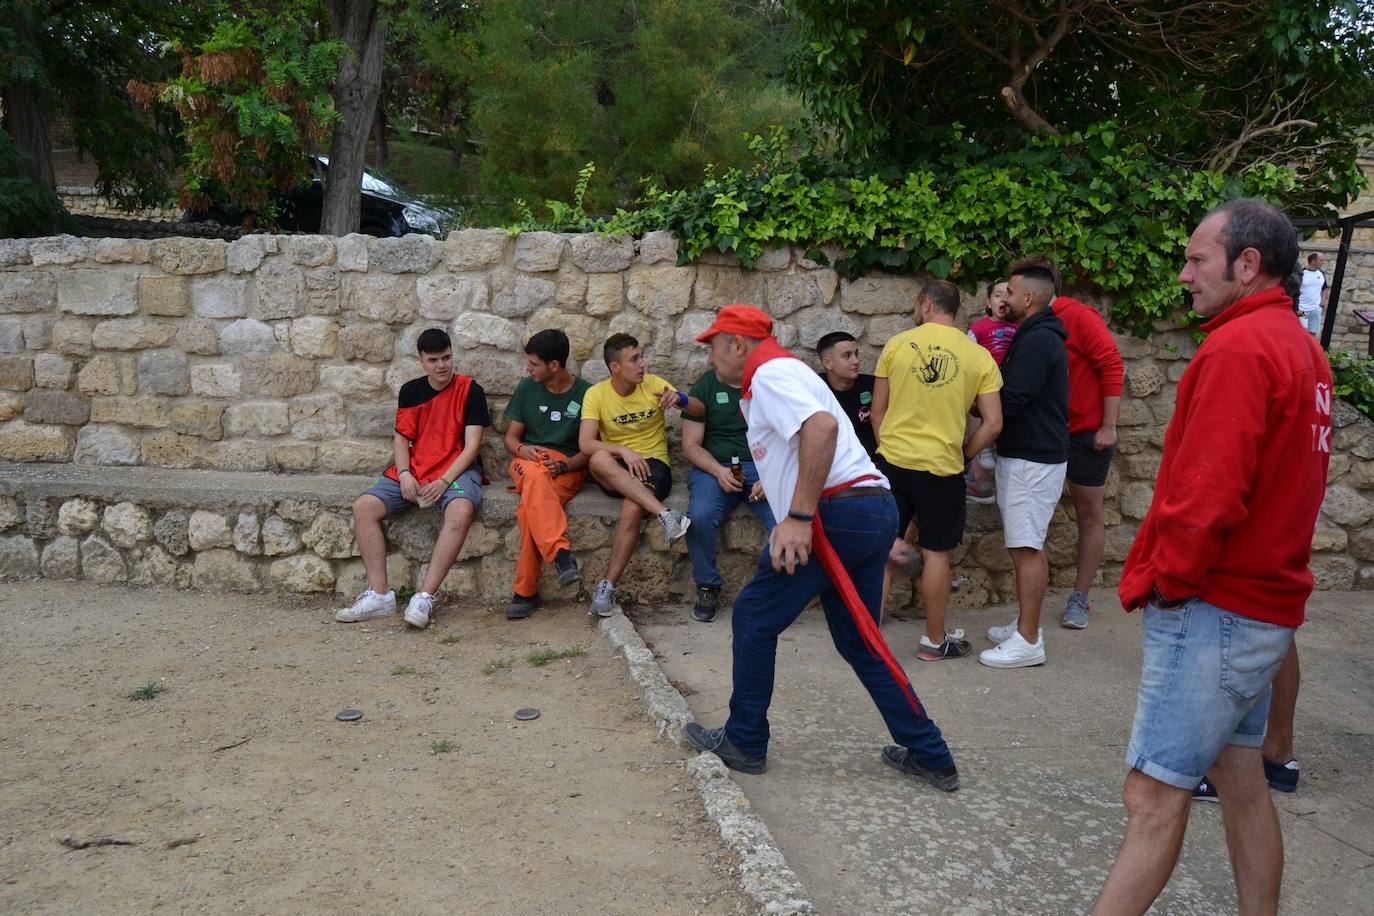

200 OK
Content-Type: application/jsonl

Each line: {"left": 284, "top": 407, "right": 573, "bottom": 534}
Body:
{"left": 58, "top": 187, "right": 181, "bottom": 223}
{"left": 1, "top": 230, "right": 1372, "bottom": 603}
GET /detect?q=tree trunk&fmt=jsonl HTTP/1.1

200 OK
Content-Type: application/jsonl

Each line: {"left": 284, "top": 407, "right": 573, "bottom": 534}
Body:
{"left": 372, "top": 103, "right": 389, "bottom": 166}
{"left": 4, "top": 10, "right": 57, "bottom": 195}
{"left": 321, "top": 1, "right": 388, "bottom": 236}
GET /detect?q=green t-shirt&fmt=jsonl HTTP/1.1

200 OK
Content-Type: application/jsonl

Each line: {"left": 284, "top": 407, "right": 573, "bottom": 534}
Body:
{"left": 684, "top": 369, "right": 749, "bottom": 465}
{"left": 504, "top": 375, "right": 593, "bottom": 455}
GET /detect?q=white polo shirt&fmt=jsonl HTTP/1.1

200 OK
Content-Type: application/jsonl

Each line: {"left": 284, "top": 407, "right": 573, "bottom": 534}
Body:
{"left": 741, "top": 356, "right": 889, "bottom": 524}
{"left": 1298, "top": 268, "right": 1326, "bottom": 312}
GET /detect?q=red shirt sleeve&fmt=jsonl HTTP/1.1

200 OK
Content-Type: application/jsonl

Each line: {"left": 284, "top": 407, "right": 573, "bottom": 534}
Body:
{"left": 1076, "top": 306, "right": 1125, "bottom": 397}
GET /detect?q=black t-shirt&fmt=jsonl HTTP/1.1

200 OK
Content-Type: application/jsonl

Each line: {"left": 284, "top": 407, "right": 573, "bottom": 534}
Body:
{"left": 821, "top": 372, "right": 878, "bottom": 458}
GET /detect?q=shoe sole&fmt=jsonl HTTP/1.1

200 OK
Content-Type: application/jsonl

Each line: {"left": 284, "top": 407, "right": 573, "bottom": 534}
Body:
{"left": 978, "top": 652, "right": 1046, "bottom": 668}
{"left": 693, "top": 611, "right": 716, "bottom": 622}
{"left": 557, "top": 573, "right": 582, "bottom": 593}
{"left": 965, "top": 494, "right": 995, "bottom": 505}
{"left": 880, "top": 748, "right": 959, "bottom": 791}
{"left": 1191, "top": 794, "right": 1220, "bottom": 803}
{"left": 1060, "top": 617, "right": 1088, "bottom": 630}
{"left": 403, "top": 611, "right": 430, "bottom": 628}
{"left": 916, "top": 649, "right": 970, "bottom": 661}
{"left": 335, "top": 607, "right": 395, "bottom": 622}
{"left": 591, "top": 605, "right": 614, "bottom": 618}
{"left": 684, "top": 730, "right": 765, "bottom": 775}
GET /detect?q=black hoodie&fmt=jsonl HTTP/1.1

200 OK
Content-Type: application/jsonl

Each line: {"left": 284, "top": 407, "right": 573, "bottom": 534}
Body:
{"left": 996, "top": 307, "right": 1070, "bottom": 463}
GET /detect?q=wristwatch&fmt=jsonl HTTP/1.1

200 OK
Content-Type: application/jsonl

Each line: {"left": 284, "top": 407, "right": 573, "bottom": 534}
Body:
{"left": 1151, "top": 584, "right": 1189, "bottom": 609}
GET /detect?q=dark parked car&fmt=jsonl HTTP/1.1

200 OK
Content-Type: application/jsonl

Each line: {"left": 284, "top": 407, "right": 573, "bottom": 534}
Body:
{"left": 185, "top": 155, "right": 457, "bottom": 237}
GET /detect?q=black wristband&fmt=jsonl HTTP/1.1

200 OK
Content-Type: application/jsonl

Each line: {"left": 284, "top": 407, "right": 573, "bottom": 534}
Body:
{"left": 556, "top": 460, "right": 568, "bottom": 475}
{"left": 787, "top": 510, "right": 814, "bottom": 522}
{"left": 398, "top": 468, "right": 412, "bottom": 476}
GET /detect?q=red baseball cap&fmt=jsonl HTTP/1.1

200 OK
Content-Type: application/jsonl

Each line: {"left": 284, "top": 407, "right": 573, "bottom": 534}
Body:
{"left": 695, "top": 303, "right": 773, "bottom": 342}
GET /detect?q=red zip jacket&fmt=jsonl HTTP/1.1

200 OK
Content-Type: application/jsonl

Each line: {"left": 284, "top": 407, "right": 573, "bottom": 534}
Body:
{"left": 1118, "top": 286, "right": 1332, "bottom": 626}
{"left": 1053, "top": 297, "right": 1125, "bottom": 434}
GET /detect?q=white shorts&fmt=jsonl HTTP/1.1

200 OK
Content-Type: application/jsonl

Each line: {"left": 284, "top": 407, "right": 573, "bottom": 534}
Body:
{"left": 1297, "top": 308, "right": 1322, "bottom": 335}
{"left": 995, "top": 456, "right": 1067, "bottom": 549}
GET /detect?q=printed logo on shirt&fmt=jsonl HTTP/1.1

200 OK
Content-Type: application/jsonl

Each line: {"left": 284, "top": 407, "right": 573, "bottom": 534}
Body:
{"left": 715, "top": 391, "right": 730, "bottom": 404}
{"left": 751, "top": 443, "right": 767, "bottom": 461}
{"left": 538, "top": 405, "right": 548, "bottom": 412}
{"left": 566, "top": 401, "right": 581, "bottom": 416}
{"left": 612, "top": 409, "right": 658, "bottom": 426}
{"left": 907, "top": 341, "right": 960, "bottom": 387}
{"left": 1313, "top": 381, "right": 1333, "bottom": 453}
{"left": 550, "top": 411, "right": 562, "bottom": 421}
{"left": 858, "top": 406, "right": 872, "bottom": 424}
{"left": 859, "top": 390, "right": 872, "bottom": 405}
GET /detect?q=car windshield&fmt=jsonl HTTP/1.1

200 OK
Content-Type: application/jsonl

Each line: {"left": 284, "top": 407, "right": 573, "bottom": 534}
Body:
{"left": 314, "top": 155, "right": 416, "bottom": 202}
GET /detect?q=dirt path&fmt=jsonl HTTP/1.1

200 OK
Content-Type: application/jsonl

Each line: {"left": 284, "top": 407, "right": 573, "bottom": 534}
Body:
{"left": 0, "top": 580, "right": 753, "bottom": 915}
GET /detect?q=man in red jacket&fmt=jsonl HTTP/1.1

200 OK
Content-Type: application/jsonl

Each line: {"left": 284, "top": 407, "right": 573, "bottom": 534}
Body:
{"left": 1094, "top": 199, "right": 1332, "bottom": 915}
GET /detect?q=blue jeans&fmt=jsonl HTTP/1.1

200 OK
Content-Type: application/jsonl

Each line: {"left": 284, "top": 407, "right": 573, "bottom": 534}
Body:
{"left": 724, "top": 490, "right": 954, "bottom": 769}
{"left": 1126, "top": 598, "right": 1295, "bottom": 789}
{"left": 686, "top": 463, "right": 776, "bottom": 589}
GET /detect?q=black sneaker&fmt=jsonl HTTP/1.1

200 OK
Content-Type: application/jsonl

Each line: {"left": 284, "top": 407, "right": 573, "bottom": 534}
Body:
{"left": 506, "top": 593, "right": 543, "bottom": 620}
{"left": 554, "top": 548, "right": 581, "bottom": 591}
{"left": 881, "top": 745, "right": 959, "bottom": 792}
{"left": 693, "top": 585, "right": 720, "bottom": 622}
{"left": 684, "top": 722, "right": 766, "bottom": 774}
{"left": 1263, "top": 757, "right": 1299, "bottom": 793}
{"left": 1192, "top": 779, "right": 1219, "bottom": 802}
{"left": 916, "top": 636, "right": 973, "bottom": 661}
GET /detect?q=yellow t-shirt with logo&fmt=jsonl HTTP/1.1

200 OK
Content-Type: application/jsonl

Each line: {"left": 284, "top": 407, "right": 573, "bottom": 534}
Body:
{"left": 582, "top": 373, "right": 673, "bottom": 465}
{"left": 875, "top": 323, "right": 1002, "bottom": 476}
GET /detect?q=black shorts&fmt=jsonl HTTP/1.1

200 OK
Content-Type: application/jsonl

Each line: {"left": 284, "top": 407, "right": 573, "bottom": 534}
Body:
{"left": 877, "top": 457, "right": 965, "bottom": 552}
{"left": 1067, "top": 430, "right": 1116, "bottom": 487}
{"left": 598, "top": 456, "right": 673, "bottom": 502}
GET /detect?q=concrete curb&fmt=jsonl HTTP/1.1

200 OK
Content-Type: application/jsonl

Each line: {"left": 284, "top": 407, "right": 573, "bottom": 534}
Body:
{"left": 599, "top": 610, "right": 816, "bottom": 916}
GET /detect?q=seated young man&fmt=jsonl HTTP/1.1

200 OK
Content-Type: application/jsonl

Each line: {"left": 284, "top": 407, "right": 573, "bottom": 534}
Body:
{"left": 503, "top": 329, "right": 593, "bottom": 620}
{"left": 578, "top": 333, "right": 692, "bottom": 617}
{"left": 817, "top": 331, "right": 879, "bottom": 459}
{"left": 682, "top": 362, "right": 776, "bottom": 622}
{"left": 335, "top": 328, "right": 489, "bottom": 629}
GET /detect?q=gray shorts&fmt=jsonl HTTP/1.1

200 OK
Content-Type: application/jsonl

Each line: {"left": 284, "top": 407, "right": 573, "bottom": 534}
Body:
{"left": 362, "top": 466, "right": 483, "bottom": 517}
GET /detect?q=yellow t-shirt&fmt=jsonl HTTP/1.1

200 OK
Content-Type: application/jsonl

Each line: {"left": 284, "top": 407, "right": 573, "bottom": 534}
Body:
{"left": 875, "top": 323, "right": 1002, "bottom": 476}
{"left": 582, "top": 372, "right": 673, "bottom": 465}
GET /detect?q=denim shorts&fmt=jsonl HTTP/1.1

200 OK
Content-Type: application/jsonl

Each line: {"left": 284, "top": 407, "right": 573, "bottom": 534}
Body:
{"left": 1126, "top": 598, "right": 1294, "bottom": 789}
{"left": 362, "top": 466, "right": 483, "bottom": 517}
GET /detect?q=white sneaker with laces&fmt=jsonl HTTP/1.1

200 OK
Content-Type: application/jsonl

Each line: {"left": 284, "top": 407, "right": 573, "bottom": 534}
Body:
{"left": 589, "top": 578, "right": 616, "bottom": 618}
{"left": 987, "top": 620, "right": 1022, "bottom": 643}
{"left": 335, "top": 589, "right": 396, "bottom": 622}
{"left": 658, "top": 510, "right": 691, "bottom": 546}
{"left": 404, "top": 591, "right": 434, "bottom": 628}
{"left": 979, "top": 629, "right": 1047, "bottom": 668}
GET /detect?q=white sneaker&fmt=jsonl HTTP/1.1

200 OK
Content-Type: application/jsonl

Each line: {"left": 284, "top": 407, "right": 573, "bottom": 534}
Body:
{"left": 588, "top": 578, "right": 616, "bottom": 618}
{"left": 658, "top": 510, "right": 691, "bottom": 546}
{"left": 979, "top": 630, "right": 1047, "bottom": 668}
{"left": 335, "top": 589, "right": 396, "bottom": 622}
{"left": 987, "top": 620, "right": 1019, "bottom": 643}
{"left": 404, "top": 592, "right": 434, "bottom": 629}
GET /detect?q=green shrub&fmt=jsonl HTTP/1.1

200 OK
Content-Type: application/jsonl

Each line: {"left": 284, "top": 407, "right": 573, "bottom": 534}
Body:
{"left": 1330, "top": 350, "right": 1374, "bottom": 420}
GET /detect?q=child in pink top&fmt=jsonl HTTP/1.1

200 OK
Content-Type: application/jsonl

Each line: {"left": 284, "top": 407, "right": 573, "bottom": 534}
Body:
{"left": 965, "top": 281, "right": 1016, "bottom": 501}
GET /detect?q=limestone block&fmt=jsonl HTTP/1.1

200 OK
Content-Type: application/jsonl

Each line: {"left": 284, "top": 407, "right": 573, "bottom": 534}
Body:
{"left": 187, "top": 512, "right": 233, "bottom": 553}
{"left": 233, "top": 512, "right": 261, "bottom": 555}
{"left": 607, "top": 312, "right": 664, "bottom": 358}
{"left": 1321, "top": 484, "right": 1374, "bottom": 527}
{"left": 102, "top": 501, "right": 152, "bottom": 548}
{"left": 268, "top": 554, "right": 334, "bottom": 592}
{"left": 789, "top": 305, "right": 861, "bottom": 351}
{"left": 334, "top": 554, "right": 412, "bottom": 596}
{"left": 348, "top": 275, "right": 419, "bottom": 324}
{"left": 0, "top": 391, "right": 19, "bottom": 420}
{"left": 185, "top": 276, "right": 244, "bottom": 320}
{"left": 302, "top": 513, "right": 357, "bottom": 559}
{"left": 336, "top": 234, "right": 369, "bottom": 272}
{"left": 81, "top": 533, "right": 126, "bottom": 583}
{"left": 190, "top": 364, "right": 242, "bottom": 399}
{"left": 371, "top": 234, "right": 439, "bottom": 273}
{"left": 673, "top": 312, "right": 715, "bottom": 349}
{"left": 274, "top": 499, "right": 324, "bottom": 524}
{"left": 33, "top": 354, "right": 74, "bottom": 390}
{"left": 20, "top": 315, "right": 50, "bottom": 352}
{"left": 419, "top": 561, "right": 478, "bottom": 597}
{"left": 1120, "top": 481, "right": 1155, "bottom": 519}
{"left": 305, "top": 268, "right": 341, "bottom": 316}
{"left": 443, "top": 228, "right": 509, "bottom": 271}
{"left": 525, "top": 307, "right": 602, "bottom": 362}
{"left": 569, "top": 273, "right": 617, "bottom": 318}
{"left": 1116, "top": 398, "right": 1154, "bottom": 428}
{"left": 626, "top": 266, "right": 692, "bottom": 318}
{"left": 0, "top": 496, "right": 20, "bottom": 530}
{"left": 0, "top": 273, "right": 56, "bottom": 314}
{"left": 765, "top": 274, "right": 826, "bottom": 319}
{"left": 346, "top": 404, "right": 395, "bottom": 438}
{"left": 167, "top": 401, "right": 223, "bottom": 440}
{"left": 135, "top": 350, "right": 190, "bottom": 397}
{"left": 23, "top": 389, "right": 89, "bottom": 425}
{"left": 289, "top": 393, "right": 345, "bottom": 440}
{"left": 549, "top": 268, "right": 585, "bottom": 312}
{"left": 151, "top": 238, "right": 227, "bottom": 275}
{"left": 225, "top": 400, "right": 290, "bottom": 437}
{"left": 1127, "top": 364, "right": 1165, "bottom": 398}
{"left": 721, "top": 513, "right": 768, "bottom": 551}
{"left": 1121, "top": 451, "right": 1162, "bottom": 480}
{"left": 154, "top": 511, "right": 190, "bottom": 556}
{"left": 1328, "top": 453, "right": 1351, "bottom": 481}
{"left": 192, "top": 548, "right": 259, "bottom": 591}
{"left": 451, "top": 312, "right": 522, "bottom": 351}
{"left": 320, "top": 365, "right": 384, "bottom": 396}
{"left": 456, "top": 521, "right": 502, "bottom": 561}
{"left": 319, "top": 439, "right": 390, "bottom": 474}
{"left": 90, "top": 317, "right": 174, "bottom": 351}
{"left": 261, "top": 515, "right": 300, "bottom": 556}
{"left": 289, "top": 316, "right": 338, "bottom": 358}
{"left": 172, "top": 319, "right": 217, "bottom": 356}
{"left": 90, "top": 395, "right": 168, "bottom": 428}
{"left": 41, "top": 536, "right": 81, "bottom": 578}
{"left": 57, "top": 499, "right": 101, "bottom": 539}
{"left": 571, "top": 234, "right": 633, "bottom": 273}
{"left": 202, "top": 440, "right": 268, "bottom": 471}
{"left": 1311, "top": 525, "right": 1348, "bottom": 552}
{"left": 1347, "top": 457, "right": 1374, "bottom": 489}
{"left": 454, "top": 348, "right": 531, "bottom": 397}
{"left": 235, "top": 355, "right": 313, "bottom": 399}
{"left": 1332, "top": 399, "right": 1362, "bottom": 429}
{"left": 1335, "top": 422, "right": 1374, "bottom": 459}
{"left": 58, "top": 270, "right": 137, "bottom": 316}
{"left": 0, "top": 238, "right": 31, "bottom": 267}
{"left": 512, "top": 274, "right": 555, "bottom": 317}
{"left": 73, "top": 425, "right": 140, "bottom": 465}
{"left": 0, "top": 318, "right": 23, "bottom": 352}
{"left": 51, "top": 319, "right": 92, "bottom": 358}
{"left": 24, "top": 497, "right": 56, "bottom": 538}
{"left": 638, "top": 230, "right": 678, "bottom": 265}
{"left": 1310, "top": 554, "right": 1357, "bottom": 590}
{"left": 1352, "top": 529, "right": 1374, "bottom": 562}
{"left": 386, "top": 358, "right": 422, "bottom": 394}
{"left": 418, "top": 274, "right": 487, "bottom": 321}
{"left": 811, "top": 268, "right": 839, "bottom": 305}
{"left": 1151, "top": 331, "right": 1197, "bottom": 361}
{"left": 338, "top": 323, "right": 395, "bottom": 363}
{"left": 0, "top": 420, "right": 72, "bottom": 461}
{"left": 0, "top": 534, "right": 40, "bottom": 576}
{"left": 694, "top": 266, "right": 765, "bottom": 313}
{"left": 253, "top": 261, "right": 306, "bottom": 320}
{"left": 514, "top": 232, "right": 565, "bottom": 272}
{"left": 836, "top": 275, "right": 921, "bottom": 316}
{"left": 30, "top": 235, "right": 88, "bottom": 266}
{"left": 220, "top": 318, "right": 278, "bottom": 355}
{"left": 386, "top": 511, "right": 438, "bottom": 560}
{"left": 227, "top": 235, "right": 276, "bottom": 273}
{"left": 288, "top": 236, "right": 335, "bottom": 267}
{"left": 564, "top": 516, "right": 611, "bottom": 552}
{"left": 972, "top": 532, "right": 1014, "bottom": 571}
{"left": 128, "top": 544, "right": 186, "bottom": 588}
{"left": 271, "top": 443, "right": 317, "bottom": 471}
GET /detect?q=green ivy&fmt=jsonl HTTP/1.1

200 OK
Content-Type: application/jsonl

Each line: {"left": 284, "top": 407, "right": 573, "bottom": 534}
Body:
{"left": 1330, "top": 351, "right": 1374, "bottom": 420}
{"left": 507, "top": 122, "right": 1309, "bottom": 335}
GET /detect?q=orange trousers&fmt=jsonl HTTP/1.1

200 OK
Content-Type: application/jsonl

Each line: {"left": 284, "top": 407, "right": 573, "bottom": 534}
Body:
{"left": 509, "top": 449, "right": 586, "bottom": 597}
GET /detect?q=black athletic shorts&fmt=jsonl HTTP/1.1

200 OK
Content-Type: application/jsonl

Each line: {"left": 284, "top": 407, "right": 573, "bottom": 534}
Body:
{"left": 1067, "top": 429, "right": 1116, "bottom": 487}
{"left": 876, "top": 456, "right": 965, "bottom": 552}
{"left": 598, "top": 456, "right": 673, "bottom": 502}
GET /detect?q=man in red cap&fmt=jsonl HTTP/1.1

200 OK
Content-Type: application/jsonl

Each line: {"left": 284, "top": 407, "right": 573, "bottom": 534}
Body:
{"left": 682, "top": 304, "right": 958, "bottom": 791}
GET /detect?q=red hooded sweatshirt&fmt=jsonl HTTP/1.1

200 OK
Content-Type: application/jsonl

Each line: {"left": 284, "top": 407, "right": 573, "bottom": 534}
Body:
{"left": 1118, "top": 286, "right": 1332, "bottom": 627}
{"left": 1052, "top": 297, "right": 1125, "bottom": 434}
